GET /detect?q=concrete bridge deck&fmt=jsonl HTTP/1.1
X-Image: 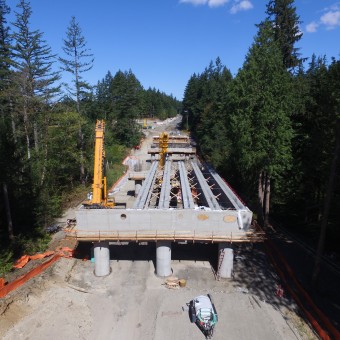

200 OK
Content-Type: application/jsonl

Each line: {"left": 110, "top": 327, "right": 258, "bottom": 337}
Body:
{"left": 71, "top": 124, "right": 261, "bottom": 277}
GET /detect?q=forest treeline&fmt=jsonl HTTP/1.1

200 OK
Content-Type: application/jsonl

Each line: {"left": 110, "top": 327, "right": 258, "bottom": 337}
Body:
{"left": 182, "top": 0, "right": 340, "bottom": 273}
{"left": 0, "top": 0, "right": 180, "bottom": 268}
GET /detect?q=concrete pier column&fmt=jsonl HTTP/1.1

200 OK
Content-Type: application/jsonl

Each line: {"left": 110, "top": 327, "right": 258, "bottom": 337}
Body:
{"left": 217, "top": 243, "right": 233, "bottom": 279}
{"left": 94, "top": 241, "right": 111, "bottom": 276}
{"left": 156, "top": 241, "right": 172, "bottom": 277}
{"left": 135, "top": 180, "right": 143, "bottom": 197}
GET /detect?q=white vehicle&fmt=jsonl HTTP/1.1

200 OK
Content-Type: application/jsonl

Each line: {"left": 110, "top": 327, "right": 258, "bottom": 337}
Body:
{"left": 188, "top": 294, "right": 218, "bottom": 339}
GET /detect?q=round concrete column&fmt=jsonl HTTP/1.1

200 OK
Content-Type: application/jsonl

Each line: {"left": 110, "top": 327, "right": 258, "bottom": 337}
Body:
{"left": 135, "top": 180, "right": 143, "bottom": 197}
{"left": 217, "top": 243, "right": 233, "bottom": 279}
{"left": 94, "top": 241, "right": 111, "bottom": 276}
{"left": 156, "top": 241, "right": 172, "bottom": 277}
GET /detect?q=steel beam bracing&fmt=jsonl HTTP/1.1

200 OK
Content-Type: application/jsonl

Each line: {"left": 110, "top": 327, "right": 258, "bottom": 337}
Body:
{"left": 133, "top": 161, "right": 159, "bottom": 209}
{"left": 191, "top": 161, "right": 221, "bottom": 210}
{"left": 206, "top": 165, "right": 245, "bottom": 210}
{"left": 178, "top": 161, "right": 195, "bottom": 209}
{"left": 158, "top": 160, "right": 172, "bottom": 209}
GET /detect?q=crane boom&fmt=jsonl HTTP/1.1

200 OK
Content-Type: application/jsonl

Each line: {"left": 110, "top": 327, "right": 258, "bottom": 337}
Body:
{"left": 92, "top": 120, "right": 105, "bottom": 204}
{"left": 85, "top": 120, "right": 114, "bottom": 208}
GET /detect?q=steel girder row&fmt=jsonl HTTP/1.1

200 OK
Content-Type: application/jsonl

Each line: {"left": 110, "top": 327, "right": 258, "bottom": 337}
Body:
{"left": 206, "top": 165, "right": 245, "bottom": 210}
{"left": 178, "top": 161, "right": 195, "bottom": 209}
{"left": 158, "top": 160, "right": 172, "bottom": 209}
{"left": 190, "top": 161, "right": 221, "bottom": 210}
{"left": 133, "top": 161, "right": 159, "bottom": 209}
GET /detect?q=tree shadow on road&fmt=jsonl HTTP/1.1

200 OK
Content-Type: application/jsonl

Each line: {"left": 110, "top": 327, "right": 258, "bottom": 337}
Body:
{"left": 232, "top": 243, "right": 303, "bottom": 322}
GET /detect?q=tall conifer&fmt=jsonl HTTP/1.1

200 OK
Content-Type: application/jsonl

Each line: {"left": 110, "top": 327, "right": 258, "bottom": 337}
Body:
{"left": 11, "top": 0, "right": 60, "bottom": 160}
{"left": 266, "top": 0, "right": 303, "bottom": 69}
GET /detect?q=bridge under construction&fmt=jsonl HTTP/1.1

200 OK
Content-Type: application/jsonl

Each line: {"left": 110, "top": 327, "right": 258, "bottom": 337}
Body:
{"left": 69, "top": 120, "right": 263, "bottom": 278}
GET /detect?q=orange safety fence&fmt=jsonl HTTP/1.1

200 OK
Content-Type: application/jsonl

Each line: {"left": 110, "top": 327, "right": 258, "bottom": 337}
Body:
{"left": 13, "top": 251, "right": 55, "bottom": 269}
{"left": 0, "top": 254, "right": 61, "bottom": 298}
{"left": 30, "top": 250, "right": 55, "bottom": 261}
{"left": 0, "top": 247, "right": 75, "bottom": 299}
{"left": 265, "top": 239, "right": 340, "bottom": 340}
{"left": 13, "top": 255, "right": 30, "bottom": 269}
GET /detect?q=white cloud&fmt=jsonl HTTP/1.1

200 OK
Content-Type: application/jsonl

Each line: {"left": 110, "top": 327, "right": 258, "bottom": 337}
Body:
{"left": 179, "top": 0, "right": 208, "bottom": 5}
{"left": 208, "top": 0, "right": 229, "bottom": 8}
{"left": 230, "top": 0, "right": 253, "bottom": 14}
{"left": 320, "top": 10, "right": 340, "bottom": 29}
{"left": 306, "top": 21, "right": 319, "bottom": 33}
{"left": 179, "top": 0, "right": 229, "bottom": 7}
{"left": 306, "top": 3, "right": 340, "bottom": 32}
{"left": 324, "top": 2, "right": 340, "bottom": 12}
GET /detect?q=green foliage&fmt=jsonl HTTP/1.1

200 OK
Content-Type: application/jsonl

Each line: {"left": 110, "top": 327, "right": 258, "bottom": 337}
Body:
{"left": 14, "top": 232, "right": 51, "bottom": 256}
{"left": 182, "top": 18, "right": 340, "bottom": 251}
{"left": 183, "top": 58, "right": 233, "bottom": 168}
{"left": 106, "top": 163, "right": 126, "bottom": 189}
{"left": 266, "top": 0, "right": 304, "bottom": 69}
{"left": 0, "top": 2, "right": 181, "bottom": 272}
{"left": 230, "top": 21, "right": 294, "bottom": 182}
{"left": 59, "top": 16, "right": 93, "bottom": 111}
{"left": 0, "top": 250, "right": 13, "bottom": 277}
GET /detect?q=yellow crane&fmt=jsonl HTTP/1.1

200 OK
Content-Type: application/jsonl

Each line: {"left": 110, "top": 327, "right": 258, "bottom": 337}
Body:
{"left": 85, "top": 120, "right": 114, "bottom": 208}
{"left": 159, "top": 132, "right": 169, "bottom": 167}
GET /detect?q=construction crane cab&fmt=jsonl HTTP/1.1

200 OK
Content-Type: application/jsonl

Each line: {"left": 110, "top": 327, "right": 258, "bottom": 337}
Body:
{"left": 83, "top": 120, "right": 114, "bottom": 209}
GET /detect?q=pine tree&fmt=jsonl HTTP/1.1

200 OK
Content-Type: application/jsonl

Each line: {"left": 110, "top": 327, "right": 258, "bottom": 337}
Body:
{"left": 312, "top": 58, "right": 340, "bottom": 285}
{"left": 266, "top": 0, "right": 303, "bottom": 70}
{"left": 0, "top": 0, "right": 16, "bottom": 140}
{"left": 11, "top": 0, "right": 60, "bottom": 160}
{"left": 59, "top": 16, "right": 94, "bottom": 113}
{"left": 229, "top": 21, "right": 294, "bottom": 224}
{"left": 111, "top": 70, "right": 142, "bottom": 147}
{"left": 96, "top": 71, "right": 114, "bottom": 119}
{"left": 59, "top": 16, "right": 94, "bottom": 184}
{"left": 0, "top": 0, "right": 14, "bottom": 241}
{"left": 0, "top": 0, "right": 11, "bottom": 100}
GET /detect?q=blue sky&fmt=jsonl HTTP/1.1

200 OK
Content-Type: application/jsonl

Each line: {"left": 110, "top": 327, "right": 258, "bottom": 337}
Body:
{"left": 7, "top": 0, "right": 340, "bottom": 100}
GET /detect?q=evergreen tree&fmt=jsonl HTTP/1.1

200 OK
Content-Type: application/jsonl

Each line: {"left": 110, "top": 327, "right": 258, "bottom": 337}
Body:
{"left": 96, "top": 71, "right": 114, "bottom": 119}
{"left": 196, "top": 59, "right": 233, "bottom": 167}
{"left": 0, "top": 0, "right": 14, "bottom": 241}
{"left": 110, "top": 70, "right": 142, "bottom": 147}
{"left": 11, "top": 0, "right": 60, "bottom": 161}
{"left": 0, "top": 0, "right": 11, "bottom": 106}
{"left": 59, "top": 16, "right": 94, "bottom": 113}
{"left": 229, "top": 21, "right": 294, "bottom": 224}
{"left": 182, "top": 73, "right": 202, "bottom": 132}
{"left": 59, "top": 16, "right": 93, "bottom": 183}
{"left": 312, "top": 58, "right": 340, "bottom": 285}
{"left": 266, "top": 0, "right": 303, "bottom": 69}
